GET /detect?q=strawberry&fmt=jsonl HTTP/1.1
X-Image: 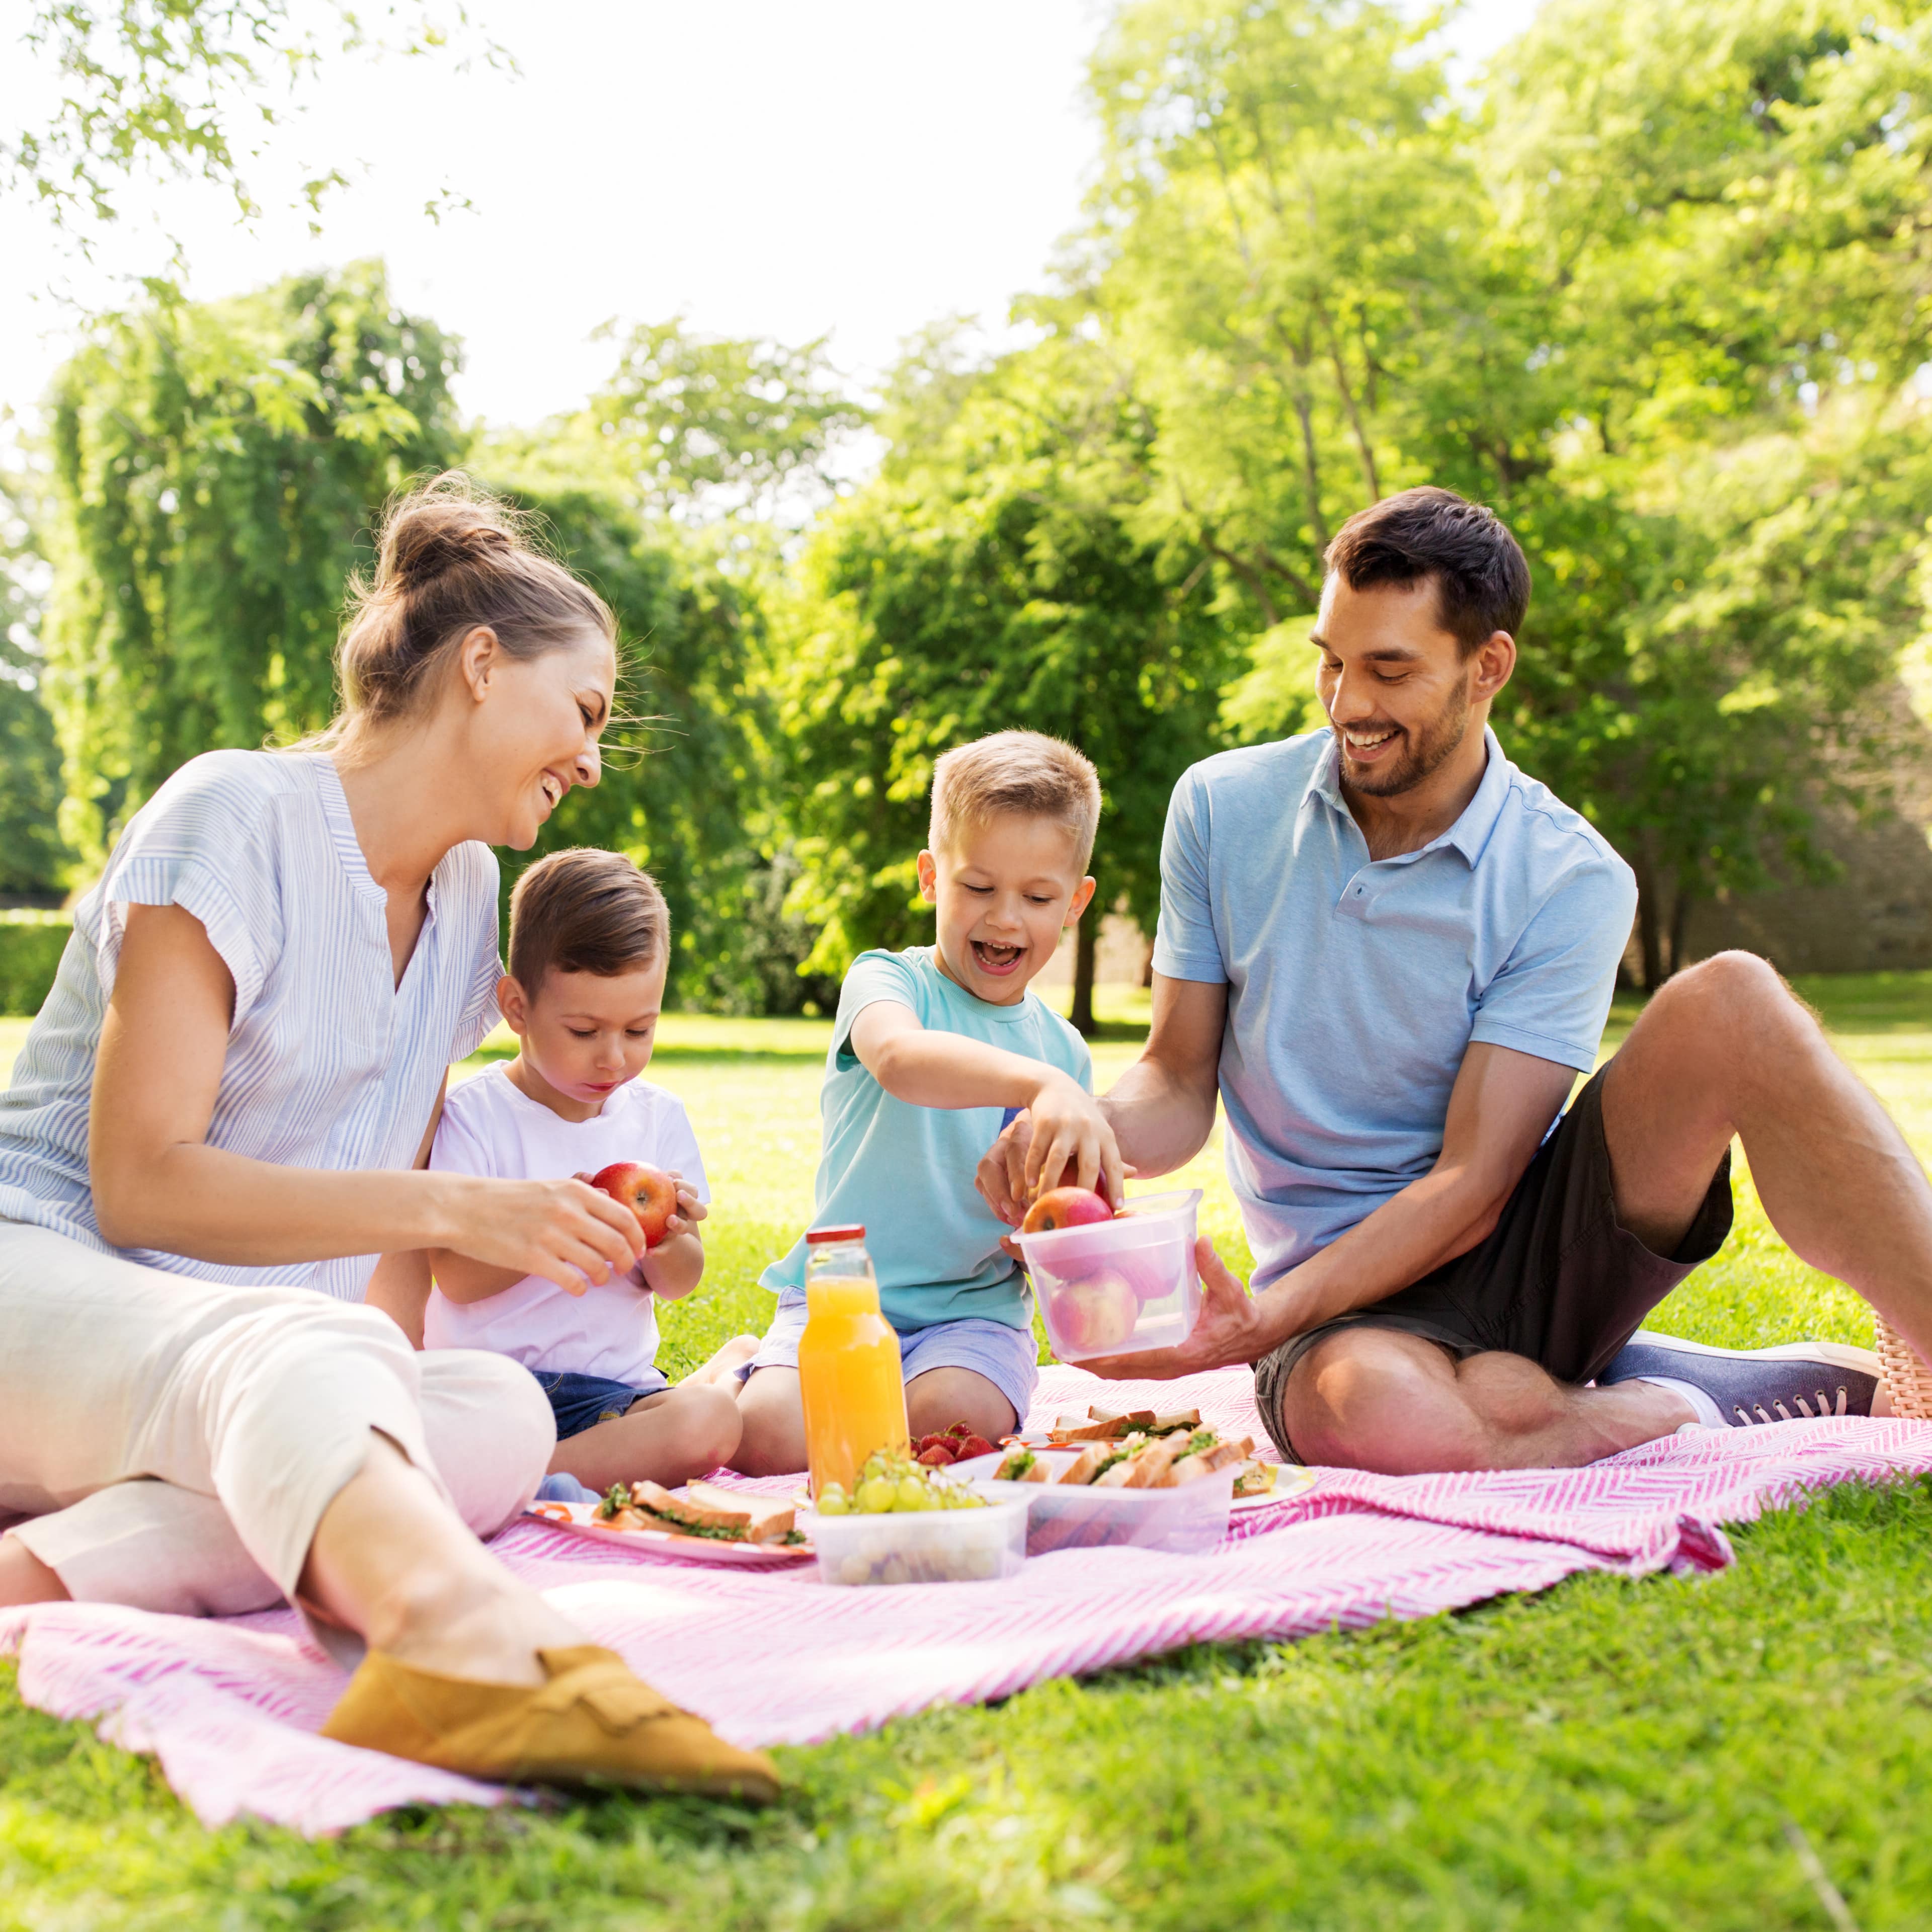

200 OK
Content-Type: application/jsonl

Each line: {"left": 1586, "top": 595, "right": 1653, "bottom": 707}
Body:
{"left": 916, "top": 1443, "right": 956, "bottom": 1467}
{"left": 945, "top": 1420, "right": 973, "bottom": 1437}
{"left": 956, "top": 1434, "right": 997, "bottom": 1460}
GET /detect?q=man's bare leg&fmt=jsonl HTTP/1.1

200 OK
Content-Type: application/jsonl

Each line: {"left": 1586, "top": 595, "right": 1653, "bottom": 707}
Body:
{"left": 1280, "top": 1327, "right": 1694, "bottom": 1474}
{"left": 1602, "top": 951, "right": 1932, "bottom": 1366}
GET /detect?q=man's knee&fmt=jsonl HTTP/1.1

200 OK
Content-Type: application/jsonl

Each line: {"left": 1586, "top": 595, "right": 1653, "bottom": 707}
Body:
{"left": 1281, "top": 1328, "right": 1487, "bottom": 1473}
{"left": 1645, "top": 951, "right": 1807, "bottom": 1047}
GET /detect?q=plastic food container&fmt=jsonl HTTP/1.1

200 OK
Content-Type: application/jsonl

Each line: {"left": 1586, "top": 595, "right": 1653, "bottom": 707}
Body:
{"left": 810, "top": 1496, "right": 1029, "bottom": 1588}
{"left": 1014, "top": 1188, "right": 1205, "bottom": 1363}
{"left": 955, "top": 1447, "right": 1234, "bottom": 1557}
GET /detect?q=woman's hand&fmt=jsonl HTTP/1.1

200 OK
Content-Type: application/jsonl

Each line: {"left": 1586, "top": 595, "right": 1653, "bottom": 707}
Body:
{"left": 442, "top": 1174, "right": 643, "bottom": 1296}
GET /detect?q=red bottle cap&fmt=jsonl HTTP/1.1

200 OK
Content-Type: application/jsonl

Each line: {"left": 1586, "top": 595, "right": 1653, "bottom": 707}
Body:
{"left": 805, "top": 1223, "right": 867, "bottom": 1244}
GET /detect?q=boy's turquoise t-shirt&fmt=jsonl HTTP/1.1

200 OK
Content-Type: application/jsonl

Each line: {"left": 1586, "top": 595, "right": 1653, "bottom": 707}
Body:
{"left": 760, "top": 946, "right": 1092, "bottom": 1332}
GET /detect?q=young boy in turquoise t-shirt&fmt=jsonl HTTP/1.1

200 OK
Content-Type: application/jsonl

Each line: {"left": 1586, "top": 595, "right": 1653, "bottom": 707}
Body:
{"left": 732, "top": 731, "right": 1125, "bottom": 1472}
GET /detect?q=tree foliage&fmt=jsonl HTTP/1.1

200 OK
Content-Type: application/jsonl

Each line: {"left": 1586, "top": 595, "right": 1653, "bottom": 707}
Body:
{"left": 6, "top": 0, "right": 496, "bottom": 243}
{"left": 1017, "top": 0, "right": 1932, "bottom": 987}
{"left": 479, "top": 474, "right": 789, "bottom": 1010}
{"left": 779, "top": 335, "right": 1237, "bottom": 1026}
{"left": 41, "top": 260, "right": 462, "bottom": 861}
{"left": 584, "top": 318, "right": 870, "bottom": 524}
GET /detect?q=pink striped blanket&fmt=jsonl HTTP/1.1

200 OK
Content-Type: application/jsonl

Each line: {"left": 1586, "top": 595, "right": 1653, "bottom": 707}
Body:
{"left": 6, "top": 1365, "right": 1930, "bottom": 1835}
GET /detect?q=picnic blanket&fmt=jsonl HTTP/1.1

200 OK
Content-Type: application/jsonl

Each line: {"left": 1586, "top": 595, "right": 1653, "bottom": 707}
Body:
{"left": 7, "top": 1364, "right": 1931, "bottom": 1835}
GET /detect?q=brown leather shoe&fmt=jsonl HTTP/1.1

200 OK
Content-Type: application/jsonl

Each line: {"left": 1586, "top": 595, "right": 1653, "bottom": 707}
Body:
{"left": 319, "top": 1645, "right": 781, "bottom": 1801}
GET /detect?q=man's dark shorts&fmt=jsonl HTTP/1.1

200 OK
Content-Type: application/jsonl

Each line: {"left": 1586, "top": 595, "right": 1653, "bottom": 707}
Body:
{"left": 1251, "top": 1064, "right": 1734, "bottom": 1463}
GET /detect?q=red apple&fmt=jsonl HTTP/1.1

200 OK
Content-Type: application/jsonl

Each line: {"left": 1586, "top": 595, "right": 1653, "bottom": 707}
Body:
{"left": 590, "top": 1161, "right": 678, "bottom": 1250}
{"left": 1049, "top": 1269, "right": 1139, "bottom": 1354}
{"left": 1043, "top": 1162, "right": 1114, "bottom": 1214}
{"left": 1022, "top": 1184, "right": 1115, "bottom": 1235}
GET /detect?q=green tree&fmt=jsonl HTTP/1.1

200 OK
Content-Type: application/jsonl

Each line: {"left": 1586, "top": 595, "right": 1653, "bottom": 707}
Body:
{"left": 780, "top": 334, "right": 1237, "bottom": 1033}
{"left": 0, "top": 506, "right": 72, "bottom": 897}
{"left": 1488, "top": 0, "right": 1932, "bottom": 463}
{"left": 1063, "top": 0, "right": 1932, "bottom": 985}
{"left": 478, "top": 474, "right": 782, "bottom": 1010}
{"left": 584, "top": 318, "right": 870, "bottom": 524}
{"left": 40, "top": 259, "right": 463, "bottom": 862}
{"left": 7, "top": 1, "right": 498, "bottom": 242}
{"left": 1079, "top": 0, "right": 1554, "bottom": 622}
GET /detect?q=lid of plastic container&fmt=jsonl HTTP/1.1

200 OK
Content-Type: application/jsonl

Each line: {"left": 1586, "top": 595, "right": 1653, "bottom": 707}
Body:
{"left": 804, "top": 1223, "right": 866, "bottom": 1244}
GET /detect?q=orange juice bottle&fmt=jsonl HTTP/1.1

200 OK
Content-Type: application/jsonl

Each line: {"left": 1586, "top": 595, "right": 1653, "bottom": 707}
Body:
{"left": 797, "top": 1224, "right": 908, "bottom": 1500}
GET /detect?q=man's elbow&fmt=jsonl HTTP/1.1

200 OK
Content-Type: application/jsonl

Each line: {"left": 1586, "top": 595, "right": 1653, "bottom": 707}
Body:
{"left": 1448, "top": 1169, "right": 1520, "bottom": 1254}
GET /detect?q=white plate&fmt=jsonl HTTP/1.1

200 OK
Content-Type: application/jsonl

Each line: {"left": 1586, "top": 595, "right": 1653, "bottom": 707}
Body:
{"left": 1232, "top": 1464, "right": 1317, "bottom": 1508}
{"left": 524, "top": 1499, "right": 815, "bottom": 1565}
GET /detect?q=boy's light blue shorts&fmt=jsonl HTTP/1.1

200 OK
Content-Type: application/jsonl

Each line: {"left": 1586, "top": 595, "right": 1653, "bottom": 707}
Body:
{"left": 741, "top": 1292, "right": 1039, "bottom": 1428}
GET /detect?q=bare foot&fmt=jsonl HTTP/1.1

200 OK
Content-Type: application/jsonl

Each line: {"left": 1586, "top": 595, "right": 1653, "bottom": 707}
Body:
{"left": 680, "top": 1333, "right": 759, "bottom": 1388}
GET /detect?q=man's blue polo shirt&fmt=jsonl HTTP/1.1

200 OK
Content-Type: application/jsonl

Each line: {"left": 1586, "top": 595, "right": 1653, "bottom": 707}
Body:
{"left": 1151, "top": 727, "right": 1637, "bottom": 1292}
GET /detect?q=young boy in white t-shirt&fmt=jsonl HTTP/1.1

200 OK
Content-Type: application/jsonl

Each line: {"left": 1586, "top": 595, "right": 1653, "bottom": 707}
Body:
{"left": 425, "top": 848, "right": 750, "bottom": 1490}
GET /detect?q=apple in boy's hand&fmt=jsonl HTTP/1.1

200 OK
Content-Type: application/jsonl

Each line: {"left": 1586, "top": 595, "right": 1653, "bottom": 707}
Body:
{"left": 1043, "top": 1162, "right": 1114, "bottom": 1213}
{"left": 590, "top": 1161, "right": 679, "bottom": 1249}
{"left": 1022, "top": 1184, "right": 1113, "bottom": 1235}
{"left": 1051, "top": 1270, "right": 1138, "bottom": 1353}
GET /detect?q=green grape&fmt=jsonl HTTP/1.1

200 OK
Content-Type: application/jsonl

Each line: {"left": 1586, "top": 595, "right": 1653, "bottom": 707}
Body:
{"left": 816, "top": 1484, "right": 850, "bottom": 1516}
{"left": 894, "top": 1475, "right": 931, "bottom": 1511}
{"left": 854, "top": 1476, "right": 897, "bottom": 1514}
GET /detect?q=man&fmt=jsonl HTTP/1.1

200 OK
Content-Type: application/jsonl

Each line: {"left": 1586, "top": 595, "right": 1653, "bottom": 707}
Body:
{"left": 980, "top": 487, "right": 1930, "bottom": 1471}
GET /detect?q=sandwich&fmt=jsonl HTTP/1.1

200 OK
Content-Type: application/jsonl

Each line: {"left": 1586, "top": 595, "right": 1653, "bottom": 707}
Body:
{"left": 596, "top": 1480, "right": 803, "bottom": 1545}
{"left": 1045, "top": 1405, "right": 1204, "bottom": 1445}
{"left": 1052, "top": 1429, "right": 1255, "bottom": 1490}
{"left": 994, "top": 1447, "right": 1053, "bottom": 1483}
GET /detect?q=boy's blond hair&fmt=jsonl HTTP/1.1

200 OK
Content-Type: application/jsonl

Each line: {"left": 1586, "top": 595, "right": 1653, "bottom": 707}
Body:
{"left": 928, "top": 731, "right": 1101, "bottom": 868}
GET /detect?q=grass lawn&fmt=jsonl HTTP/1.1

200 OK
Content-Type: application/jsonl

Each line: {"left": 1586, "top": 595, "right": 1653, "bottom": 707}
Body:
{"left": 5, "top": 975, "right": 1932, "bottom": 1928}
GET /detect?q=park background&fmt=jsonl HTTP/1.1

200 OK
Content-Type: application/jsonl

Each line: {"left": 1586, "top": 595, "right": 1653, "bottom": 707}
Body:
{"left": 4, "top": 2, "right": 1932, "bottom": 1927}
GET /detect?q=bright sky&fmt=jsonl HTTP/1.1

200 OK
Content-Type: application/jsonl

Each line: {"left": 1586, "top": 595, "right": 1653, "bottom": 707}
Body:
{"left": 0, "top": 0, "right": 1544, "bottom": 432}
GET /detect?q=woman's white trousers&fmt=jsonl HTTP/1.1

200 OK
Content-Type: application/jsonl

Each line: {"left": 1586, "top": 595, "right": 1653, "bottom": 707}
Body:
{"left": 0, "top": 1222, "right": 553, "bottom": 1625}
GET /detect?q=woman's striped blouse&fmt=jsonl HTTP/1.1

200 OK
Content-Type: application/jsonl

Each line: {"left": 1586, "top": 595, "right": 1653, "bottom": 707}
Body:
{"left": 0, "top": 749, "right": 502, "bottom": 1301}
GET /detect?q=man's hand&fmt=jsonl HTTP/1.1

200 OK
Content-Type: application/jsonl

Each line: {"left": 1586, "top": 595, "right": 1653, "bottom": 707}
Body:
{"left": 1074, "top": 1238, "right": 1268, "bottom": 1380}
{"left": 976, "top": 1112, "right": 1035, "bottom": 1229}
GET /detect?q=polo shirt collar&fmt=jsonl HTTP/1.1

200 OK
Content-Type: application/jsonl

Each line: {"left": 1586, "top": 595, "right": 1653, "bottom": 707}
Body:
{"left": 1444, "top": 728, "right": 1511, "bottom": 865}
{"left": 1304, "top": 724, "right": 1511, "bottom": 868}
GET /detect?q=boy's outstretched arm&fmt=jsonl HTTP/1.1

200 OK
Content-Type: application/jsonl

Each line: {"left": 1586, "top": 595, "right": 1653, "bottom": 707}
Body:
{"left": 850, "top": 1000, "right": 1125, "bottom": 1205}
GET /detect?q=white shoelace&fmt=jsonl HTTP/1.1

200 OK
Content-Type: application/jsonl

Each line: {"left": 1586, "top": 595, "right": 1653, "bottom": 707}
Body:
{"left": 1730, "top": 1386, "right": 1849, "bottom": 1426}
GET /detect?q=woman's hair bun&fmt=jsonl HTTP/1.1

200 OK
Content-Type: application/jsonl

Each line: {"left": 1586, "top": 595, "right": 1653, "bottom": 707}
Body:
{"left": 317, "top": 468, "right": 616, "bottom": 751}
{"left": 377, "top": 473, "right": 524, "bottom": 593}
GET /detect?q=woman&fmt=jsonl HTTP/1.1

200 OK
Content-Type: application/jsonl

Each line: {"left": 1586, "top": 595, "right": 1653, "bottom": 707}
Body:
{"left": 0, "top": 474, "right": 778, "bottom": 1800}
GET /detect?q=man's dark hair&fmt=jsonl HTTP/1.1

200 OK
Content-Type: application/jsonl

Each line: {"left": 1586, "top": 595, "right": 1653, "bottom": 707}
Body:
{"left": 508, "top": 847, "right": 668, "bottom": 992}
{"left": 1323, "top": 486, "right": 1531, "bottom": 655}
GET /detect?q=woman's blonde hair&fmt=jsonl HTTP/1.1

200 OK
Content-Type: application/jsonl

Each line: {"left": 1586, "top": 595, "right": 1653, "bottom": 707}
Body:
{"left": 311, "top": 471, "right": 614, "bottom": 755}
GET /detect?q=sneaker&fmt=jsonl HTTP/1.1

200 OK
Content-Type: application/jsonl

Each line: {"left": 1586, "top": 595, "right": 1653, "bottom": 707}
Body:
{"left": 1597, "top": 1331, "right": 1884, "bottom": 1427}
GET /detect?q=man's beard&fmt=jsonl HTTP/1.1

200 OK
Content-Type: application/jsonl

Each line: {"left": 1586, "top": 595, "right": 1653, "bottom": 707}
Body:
{"left": 1333, "top": 680, "right": 1473, "bottom": 798}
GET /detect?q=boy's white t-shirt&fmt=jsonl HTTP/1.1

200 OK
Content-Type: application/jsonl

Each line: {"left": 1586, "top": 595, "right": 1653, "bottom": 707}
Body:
{"left": 423, "top": 1064, "right": 708, "bottom": 1385}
